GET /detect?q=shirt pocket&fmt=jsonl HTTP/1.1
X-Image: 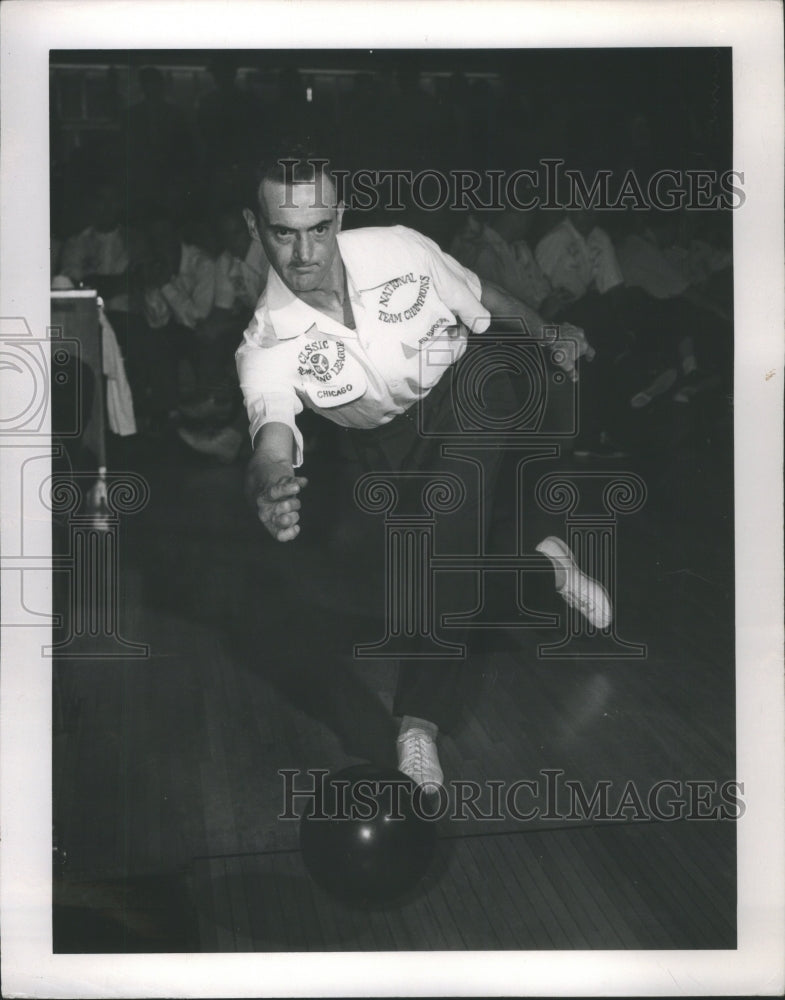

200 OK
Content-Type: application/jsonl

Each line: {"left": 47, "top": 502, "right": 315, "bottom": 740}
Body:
{"left": 296, "top": 335, "right": 369, "bottom": 409}
{"left": 396, "top": 301, "right": 465, "bottom": 391}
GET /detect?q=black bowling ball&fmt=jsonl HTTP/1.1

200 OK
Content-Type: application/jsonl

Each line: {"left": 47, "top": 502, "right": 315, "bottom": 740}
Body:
{"left": 299, "top": 764, "right": 438, "bottom": 906}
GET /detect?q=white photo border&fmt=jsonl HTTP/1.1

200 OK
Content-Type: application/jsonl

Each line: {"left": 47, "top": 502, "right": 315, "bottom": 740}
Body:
{"left": 1, "top": 0, "right": 783, "bottom": 996}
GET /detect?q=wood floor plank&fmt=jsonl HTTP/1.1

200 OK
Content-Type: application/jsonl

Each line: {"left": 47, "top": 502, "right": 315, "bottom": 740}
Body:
{"left": 279, "top": 850, "right": 327, "bottom": 951}
{"left": 537, "top": 828, "right": 627, "bottom": 948}
{"left": 503, "top": 832, "right": 593, "bottom": 948}
{"left": 643, "top": 824, "right": 735, "bottom": 945}
{"left": 208, "top": 858, "right": 239, "bottom": 952}
{"left": 591, "top": 824, "right": 706, "bottom": 948}
{"left": 472, "top": 834, "right": 562, "bottom": 948}
{"left": 567, "top": 825, "right": 657, "bottom": 949}
{"left": 237, "top": 854, "right": 279, "bottom": 949}
{"left": 224, "top": 855, "right": 255, "bottom": 950}
{"left": 451, "top": 836, "right": 513, "bottom": 948}
{"left": 431, "top": 840, "right": 498, "bottom": 950}
{"left": 574, "top": 825, "right": 676, "bottom": 949}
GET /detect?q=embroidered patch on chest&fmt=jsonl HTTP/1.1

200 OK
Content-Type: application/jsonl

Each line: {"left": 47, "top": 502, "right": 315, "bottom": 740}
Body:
{"left": 297, "top": 338, "right": 346, "bottom": 382}
{"left": 377, "top": 274, "right": 431, "bottom": 323}
{"left": 297, "top": 337, "right": 368, "bottom": 408}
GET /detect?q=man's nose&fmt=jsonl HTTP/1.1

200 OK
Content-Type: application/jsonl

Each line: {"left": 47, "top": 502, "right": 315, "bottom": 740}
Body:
{"left": 293, "top": 233, "right": 313, "bottom": 263}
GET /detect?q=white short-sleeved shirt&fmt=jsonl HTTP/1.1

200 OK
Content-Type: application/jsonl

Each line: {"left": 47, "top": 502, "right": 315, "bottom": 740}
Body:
{"left": 143, "top": 243, "right": 216, "bottom": 330}
{"left": 236, "top": 225, "right": 491, "bottom": 466}
{"left": 535, "top": 218, "right": 624, "bottom": 303}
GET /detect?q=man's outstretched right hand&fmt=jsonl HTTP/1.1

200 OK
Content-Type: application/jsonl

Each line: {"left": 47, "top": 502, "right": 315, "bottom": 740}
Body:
{"left": 247, "top": 470, "right": 308, "bottom": 543}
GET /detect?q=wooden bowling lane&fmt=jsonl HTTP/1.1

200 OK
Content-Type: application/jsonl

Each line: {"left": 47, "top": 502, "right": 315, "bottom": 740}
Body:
{"left": 52, "top": 400, "right": 736, "bottom": 951}
{"left": 187, "top": 819, "right": 735, "bottom": 951}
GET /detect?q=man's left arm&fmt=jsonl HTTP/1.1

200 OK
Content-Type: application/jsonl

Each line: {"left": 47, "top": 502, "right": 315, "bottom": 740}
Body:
{"left": 405, "top": 228, "right": 593, "bottom": 376}
{"left": 479, "top": 279, "right": 594, "bottom": 379}
{"left": 480, "top": 279, "right": 550, "bottom": 338}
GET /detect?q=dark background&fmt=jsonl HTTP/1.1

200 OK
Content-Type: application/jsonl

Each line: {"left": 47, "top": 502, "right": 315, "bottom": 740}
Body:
{"left": 50, "top": 47, "right": 736, "bottom": 954}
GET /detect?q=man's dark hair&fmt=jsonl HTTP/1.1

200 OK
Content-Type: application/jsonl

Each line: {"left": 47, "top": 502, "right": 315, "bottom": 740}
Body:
{"left": 250, "top": 140, "right": 340, "bottom": 214}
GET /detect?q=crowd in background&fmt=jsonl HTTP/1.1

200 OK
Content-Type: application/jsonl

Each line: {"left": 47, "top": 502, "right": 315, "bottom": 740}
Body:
{"left": 50, "top": 53, "right": 734, "bottom": 463}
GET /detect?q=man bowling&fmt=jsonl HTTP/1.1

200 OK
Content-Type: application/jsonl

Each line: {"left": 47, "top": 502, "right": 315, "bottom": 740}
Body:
{"left": 236, "top": 151, "right": 610, "bottom": 791}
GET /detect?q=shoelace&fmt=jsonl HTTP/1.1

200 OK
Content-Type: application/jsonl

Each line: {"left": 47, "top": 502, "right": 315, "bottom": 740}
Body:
{"left": 401, "top": 736, "right": 427, "bottom": 759}
{"left": 399, "top": 733, "right": 436, "bottom": 775}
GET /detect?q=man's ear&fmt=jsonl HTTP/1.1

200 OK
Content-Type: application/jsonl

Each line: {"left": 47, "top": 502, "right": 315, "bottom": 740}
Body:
{"left": 243, "top": 208, "right": 261, "bottom": 241}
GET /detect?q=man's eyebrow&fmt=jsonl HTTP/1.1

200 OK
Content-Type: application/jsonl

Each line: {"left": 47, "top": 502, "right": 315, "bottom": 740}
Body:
{"left": 267, "top": 218, "right": 334, "bottom": 233}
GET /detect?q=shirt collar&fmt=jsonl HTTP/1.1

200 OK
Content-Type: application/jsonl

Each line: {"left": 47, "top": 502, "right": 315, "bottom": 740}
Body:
{"left": 265, "top": 264, "right": 355, "bottom": 342}
{"left": 267, "top": 229, "right": 403, "bottom": 341}
{"left": 336, "top": 229, "right": 407, "bottom": 291}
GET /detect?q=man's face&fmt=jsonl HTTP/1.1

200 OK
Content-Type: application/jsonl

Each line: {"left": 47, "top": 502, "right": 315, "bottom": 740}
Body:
{"left": 251, "top": 177, "right": 343, "bottom": 294}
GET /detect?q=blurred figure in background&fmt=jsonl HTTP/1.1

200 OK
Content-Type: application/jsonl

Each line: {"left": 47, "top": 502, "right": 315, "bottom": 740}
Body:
{"left": 58, "top": 177, "right": 149, "bottom": 419}
{"left": 140, "top": 216, "right": 217, "bottom": 429}
{"left": 177, "top": 204, "right": 270, "bottom": 463}
{"left": 534, "top": 208, "right": 636, "bottom": 457}
{"left": 449, "top": 187, "right": 551, "bottom": 313}
{"left": 616, "top": 210, "right": 731, "bottom": 405}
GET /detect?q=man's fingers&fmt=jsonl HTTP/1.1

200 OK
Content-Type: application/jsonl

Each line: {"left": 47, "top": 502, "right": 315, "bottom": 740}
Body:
{"left": 257, "top": 495, "right": 301, "bottom": 514}
{"left": 267, "top": 478, "right": 303, "bottom": 501}
{"left": 276, "top": 497, "right": 301, "bottom": 514}
{"left": 249, "top": 473, "right": 308, "bottom": 540}
{"left": 260, "top": 508, "right": 301, "bottom": 540}
{"left": 258, "top": 504, "right": 300, "bottom": 526}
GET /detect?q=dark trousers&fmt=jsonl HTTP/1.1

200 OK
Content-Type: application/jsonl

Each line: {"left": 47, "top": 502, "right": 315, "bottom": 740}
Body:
{"left": 348, "top": 352, "right": 560, "bottom": 735}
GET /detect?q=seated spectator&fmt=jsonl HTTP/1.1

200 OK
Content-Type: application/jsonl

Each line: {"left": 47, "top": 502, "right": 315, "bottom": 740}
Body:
{"left": 617, "top": 213, "right": 692, "bottom": 302}
{"left": 179, "top": 205, "right": 269, "bottom": 420}
{"left": 536, "top": 208, "right": 725, "bottom": 424}
{"left": 140, "top": 217, "right": 216, "bottom": 426}
{"left": 618, "top": 211, "right": 729, "bottom": 317}
{"left": 535, "top": 208, "right": 625, "bottom": 309}
{"left": 534, "top": 210, "right": 635, "bottom": 456}
{"left": 449, "top": 206, "right": 551, "bottom": 313}
{"left": 142, "top": 217, "right": 216, "bottom": 330}
{"left": 59, "top": 179, "right": 139, "bottom": 312}
{"left": 57, "top": 178, "right": 150, "bottom": 418}
{"left": 215, "top": 204, "right": 270, "bottom": 314}
{"left": 617, "top": 211, "right": 731, "bottom": 405}
{"left": 662, "top": 212, "right": 733, "bottom": 319}
{"left": 176, "top": 205, "right": 270, "bottom": 462}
